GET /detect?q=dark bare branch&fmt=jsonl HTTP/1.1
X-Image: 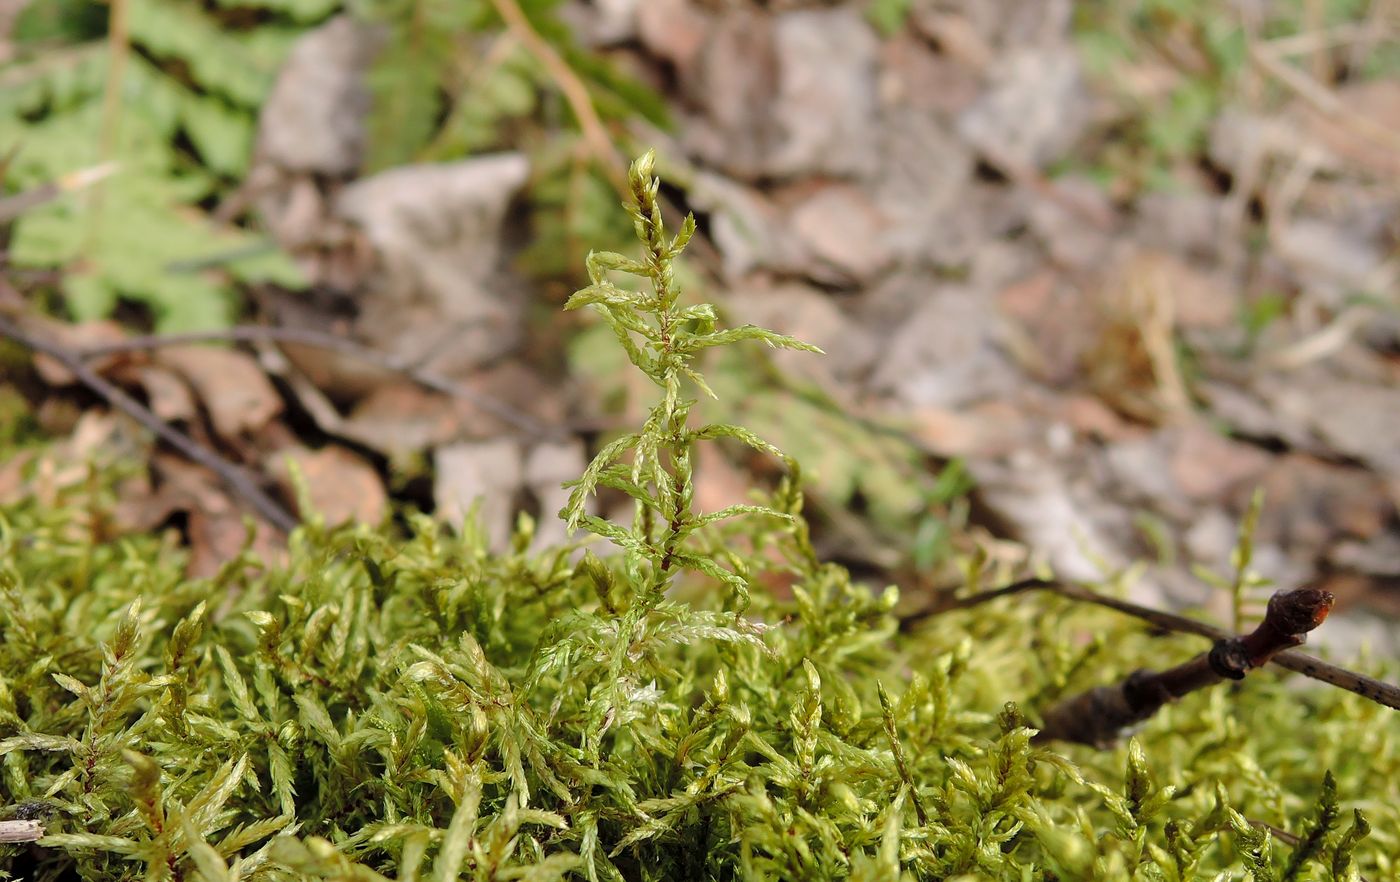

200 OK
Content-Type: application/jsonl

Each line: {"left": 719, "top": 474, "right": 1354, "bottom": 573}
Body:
{"left": 1036, "top": 587, "right": 1334, "bottom": 746}
{"left": 0, "top": 314, "right": 298, "bottom": 533}
{"left": 902, "top": 578, "right": 1400, "bottom": 716}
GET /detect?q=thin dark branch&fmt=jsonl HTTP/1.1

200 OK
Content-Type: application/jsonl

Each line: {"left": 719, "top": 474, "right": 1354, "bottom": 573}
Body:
{"left": 902, "top": 578, "right": 1400, "bottom": 714}
{"left": 74, "top": 324, "right": 565, "bottom": 441}
{"left": 0, "top": 315, "right": 298, "bottom": 533}
{"left": 1036, "top": 587, "right": 1335, "bottom": 746}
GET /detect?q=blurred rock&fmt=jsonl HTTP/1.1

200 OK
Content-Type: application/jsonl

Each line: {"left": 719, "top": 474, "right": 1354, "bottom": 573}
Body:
{"left": 684, "top": 7, "right": 877, "bottom": 180}
{"left": 789, "top": 184, "right": 895, "bottom": 285}
{"left": 337, "top": 153, "right": 530, "bottom": 377}
{"left": 1272, "top": 217, "right": 1387, "bottom": 307}
{"left": 869, "top": 281, "right": 1021, "bottom": 408}
{"left": 957, "top": 48, "right": 1090, "bottom": 170}
{"left": 256, "top": 16, "right": 380, "bottom": 175}
{"left": 435, "top": 439, "right": 525, "bottom": 552}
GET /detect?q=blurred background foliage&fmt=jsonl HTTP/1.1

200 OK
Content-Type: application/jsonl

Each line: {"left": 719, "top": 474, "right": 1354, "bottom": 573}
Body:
{"left": 3, "top": 0, "right": 1398, "bottom": 599}
{"left": 1, "top": 0, "right": 666, "bottom": 331}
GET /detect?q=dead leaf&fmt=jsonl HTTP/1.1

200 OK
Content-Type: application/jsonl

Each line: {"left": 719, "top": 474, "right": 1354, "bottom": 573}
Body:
{"left": 910, "top": 400, "right": 1032, "bottom": 458}
{"left": 636, "top": 0, "right": 710, "bottom": 72}
{"left": 969, "top": 453, "right": 1137, "bottom": 593}
{"left": 435, "top": 439, "right": 525, "bottom": 552}
{"left": 684, "top": 8, "right": 877, "bottom": 180}
{"left": 524, "top": 440, "right": 586, "bottom": 549}
{"left": 878, "top": 32, "right": 982, "bottom": 114}
{"left": 272, "top": 444, "right": 387, "bottom": 526}
{"left": 789, "top": 184, "right": 895, "bottom": 285}
{"left": 727, "top": 279, "right": 877, "bottom": 387}
{"left": 143, "top": 454, "right": 284, "bottom": 578}
{"left": 1167, "top": 421, "right": 1271, "bottom": 501}
{"left": 1247, "top": 453, "right": 1393, "bottom": 548}
{"left": 156, "top": 345, "right": 284, "bottom": 442}
{"left": 29, "top": 319, "right": 128, "bottom": 386}
{"left": 1058, "top": 394, "right": 1136, "bottom": 442}
{"left": 869, "top": 280, "right": 1021, "bottom": 409}
{"left": 1294, "top": 79, "right": 1400, "bottom": 178}
{"left": 340, "top": 382, "right": 459, "bottom": 459}
{"left": 0, "top": 450, "right": 35, "bottom": 505}
{"left": 453, "top": 361, "right": 567, "bottom": 438}
{"left": 131, "top": 365, "right": 197, "bottom": 423}
{"left": 337, "top": 154, "right": 529, "bottom": 378}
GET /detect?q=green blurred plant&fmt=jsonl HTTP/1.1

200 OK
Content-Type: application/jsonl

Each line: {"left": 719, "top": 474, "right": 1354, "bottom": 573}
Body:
{"left": 1, "top": 0, "right": 312, "bottom": 330}
{"left": 1, "top": 0, "right": 670, "bottom": 332}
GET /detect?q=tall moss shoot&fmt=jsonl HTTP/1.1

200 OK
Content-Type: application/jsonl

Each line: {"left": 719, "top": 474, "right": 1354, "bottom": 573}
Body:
{"left": 0, "top": 153, "right": 1393, "bottom": 882}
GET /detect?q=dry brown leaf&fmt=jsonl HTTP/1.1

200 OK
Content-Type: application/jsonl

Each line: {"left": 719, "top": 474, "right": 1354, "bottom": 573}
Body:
{"left": 1295, "top": 78, "right": 1400, "bottom": 178}
{"left": 339, "top": 382, "right": 459, "bottom": 457}
{"left": 272, "top": 444, "right": 387, "bottom": 526}
{"left": 1167, "top": 422, "right": 1271, "bottom": 501}
{"left": 131, "top": 365, "right": 198, "bottom": 423}
{"left": 156, "top": 345, "right": 284, "bottom": 442}
{"left": 29, "top": 319, "right": 129, "bottom": 386}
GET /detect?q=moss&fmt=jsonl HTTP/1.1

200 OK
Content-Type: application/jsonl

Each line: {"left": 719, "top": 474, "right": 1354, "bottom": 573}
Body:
{"left": 0, "top": 154, "right": 1395, "bottom": 882}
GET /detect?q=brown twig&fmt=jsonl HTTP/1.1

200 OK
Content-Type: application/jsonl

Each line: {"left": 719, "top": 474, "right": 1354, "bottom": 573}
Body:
{"left": 482, "top": 0, "right": 627, "bottom": 195}
{"left": 0, "top": 162, "right": 120, "bottom": 224}
{"left": 74, "top": 324, "right": 565, "bottom": 441}
{"left": 902, "top": 578, "right": 1400, "bottom": 718}
{"left": 0, "top": 315, "right": 299, "bottom": 533}
{"left": 1037, "top": 587, "right": 1334, "bottom": 747}
{"left": 1251, "top": 42, "right": 1400, "bottom": 155}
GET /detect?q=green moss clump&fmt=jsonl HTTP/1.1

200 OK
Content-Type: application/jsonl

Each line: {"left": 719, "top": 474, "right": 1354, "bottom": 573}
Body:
{"left": 1, "top": 153, "right": 1396, "bottom": 881}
